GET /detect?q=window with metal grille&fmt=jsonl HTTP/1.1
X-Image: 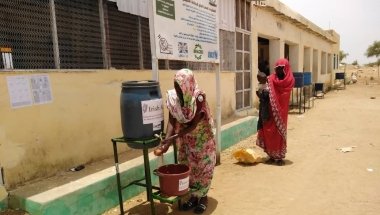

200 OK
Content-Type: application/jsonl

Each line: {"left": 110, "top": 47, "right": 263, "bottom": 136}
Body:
{"left": 220, "top": 30, "right": 235, "bottom": 71}
{"left": 140, "top": 17, "right": 152, "bottom": 70}
{"left": 107, "top": 1, "right": 140, "bottom": 69}
{"left": 0, "top": 1, "right": 223, "bottom": 71}
{"left": 235, "top": 0, "right": 251, "bottom": 110}
{"left": 0, "top": 0, "right": 54, "bottom": 69}
{"left": 55, "top": 0, "right": 103, "bottom": 69}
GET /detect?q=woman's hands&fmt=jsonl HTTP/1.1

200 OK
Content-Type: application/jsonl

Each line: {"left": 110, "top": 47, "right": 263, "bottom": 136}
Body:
{"left": 153, "top": 141, "right": 170, "bottom": 156}
{"left": 153, "top": 134, "right": 179, "bottom": 156}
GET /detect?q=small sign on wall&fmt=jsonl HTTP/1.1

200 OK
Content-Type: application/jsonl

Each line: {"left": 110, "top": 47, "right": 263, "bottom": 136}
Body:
{"left": 1, "top": 47, "right": 14, "bottom": 69}
{"left": 6, "top": 74, "right": 53, "bottom": 108}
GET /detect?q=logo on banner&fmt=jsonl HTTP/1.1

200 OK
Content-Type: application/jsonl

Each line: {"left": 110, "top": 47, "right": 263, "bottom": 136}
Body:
{"left": 194, "top": 44, "right": 203, "bottom": 60}
{"left": 178, "top": 42, "right": 188, "bottom": 58}
{"left": 158, "top": 35, "right": 173, "bottom": 54}
{"left": 208, "top": 51, "right": 218, "bottom": 59}
{"left": 141, "top": 99, "right": 164, "bottom": 125}
{"left": 142, "top": 103, "right": 148, "bottom": 113}
{"left": 209, "top": 0, "right": 217, "bottom": 6}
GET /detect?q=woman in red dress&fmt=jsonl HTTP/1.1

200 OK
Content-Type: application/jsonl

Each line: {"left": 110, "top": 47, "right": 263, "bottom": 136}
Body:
{"left": 256, "top": 58, "right": 295, "bottom": 166}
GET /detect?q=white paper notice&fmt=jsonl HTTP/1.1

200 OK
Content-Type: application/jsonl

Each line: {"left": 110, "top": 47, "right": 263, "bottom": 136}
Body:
{"left": 30, "top": 75, "right": 53, "bottom": 105}
{"left": 141, "top": 99, "right": 164, "bottom": 125}
{"left": 7, "top": 74, "right": 53, "bottom": 108}
{"left": 178, "top": 176, "right": 189, "bottom": 191}
{"left": 7, "top": 75, "right": 33, "bottom": 108}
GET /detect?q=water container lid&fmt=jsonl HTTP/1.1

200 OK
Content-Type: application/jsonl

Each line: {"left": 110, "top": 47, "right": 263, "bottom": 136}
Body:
{"left": 122, "top": 80, "right": 159, "bottom": 87}
{"left": 293, "top": 72, "right": 304, "bottom": 77}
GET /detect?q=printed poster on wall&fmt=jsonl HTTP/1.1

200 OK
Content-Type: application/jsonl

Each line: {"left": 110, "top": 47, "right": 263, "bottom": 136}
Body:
{"left": 7, "top": 74, "right": 53, "bottom": 108}
{"left": 153, "top": 0, "right": 220, "bottom": 63}
{"left": 6, "top": 75, "right": 33, "bottom": 108}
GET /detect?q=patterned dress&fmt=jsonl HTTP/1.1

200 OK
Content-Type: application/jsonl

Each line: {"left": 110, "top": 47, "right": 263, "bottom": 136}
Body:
{"left": 166, "top": 69, "right": 216, "bottom": 198}
{"left": 177, "top": 94, "right": 216, "bottom": 198}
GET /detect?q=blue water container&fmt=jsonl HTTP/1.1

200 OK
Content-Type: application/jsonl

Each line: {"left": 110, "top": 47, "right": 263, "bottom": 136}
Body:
{"left": 293, "top": 72, "right": 304, "bottom": 88}
{"left": 120, "top": 80, "right": 164, "bottom": 140}
{"left": 303, "top": 72, "right": 312, "bottom": 85}
{"left": 335, "top": 72, "right": 345, "bottom": 80}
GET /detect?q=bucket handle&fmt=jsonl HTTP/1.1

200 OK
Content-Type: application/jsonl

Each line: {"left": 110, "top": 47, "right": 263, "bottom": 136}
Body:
{"left": 153, "top": 169, "right": 160, "bottom": 176}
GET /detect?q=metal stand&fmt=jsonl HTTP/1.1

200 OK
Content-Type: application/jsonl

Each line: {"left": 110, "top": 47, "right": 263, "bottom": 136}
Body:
{"left": 335, "top": 72, "right": 346, "bottom": 90}
{"left": 112, "top": 137, "right": 158, "bottom": 215}
{"left": 313, "top": 83, "right": 325, "bottom": 99}
{"left": 303, "top": 84, "right": 314, "bottom": 110}
{"left": 111, "top": 137, "right": 183, "bottom": 215}
{"left": 291, "top": 87, "right": 304, "bottom": 114}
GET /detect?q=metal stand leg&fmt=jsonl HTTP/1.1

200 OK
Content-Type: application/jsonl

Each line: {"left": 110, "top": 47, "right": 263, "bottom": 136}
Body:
{"left": 303, "top": 87, "right": 306, "bottom": 113}
{"left": 307, "top": 85, "right": 311, "bottom": 109}
{"left": 142, "top": 148, "right": 156, "bottom": 215}
{"left": 298, "top": 88, "right": 301, "bottom": 114}
{"left": 112, "top": 140, "right": 124, "bottom": 215}
{"left": 310, "top": 85, "right": 314, "bottom": 107}
{"left": 292, "top": 89, "right": 294, "bottom": 110}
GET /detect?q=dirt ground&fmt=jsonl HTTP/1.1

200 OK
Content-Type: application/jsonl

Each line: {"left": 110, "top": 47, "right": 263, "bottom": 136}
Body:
{"left": 2, "top": 67, "right": 380, "bottom": 215}
{"left": 103, "top": 67, "right": 380, "bottom": 215}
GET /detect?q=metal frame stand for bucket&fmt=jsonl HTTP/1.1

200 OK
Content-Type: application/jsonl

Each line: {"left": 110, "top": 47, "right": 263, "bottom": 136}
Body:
{"left": 291, "top": 87, "right": 305, "bottom": 114}
{"left": 335, "top": 72, "right": 346, "bottom": 90}
{"left": 303, "top": 72, "right": 314, "bottom": 110}
{"left": 111, "top": 136, "right": 186, "bottom": 215}
{"left": 303, "top": 84, "right": 314, "bottom": 110}
{"left": 313, "top": 83, "right": 325, "bottom": 99}
{"left": 291, "top": 73, "right": 305, "bottom": 114}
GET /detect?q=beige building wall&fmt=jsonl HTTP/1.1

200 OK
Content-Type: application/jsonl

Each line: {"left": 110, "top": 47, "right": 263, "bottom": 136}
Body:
{"left": 0, "top": 0, "right": 341, "bottom": 190}
{"left": 251, "top": 0, "right": 340, "bottom": 89}
{"left": 0, "top": 70, "right": 235, "bottom": 189}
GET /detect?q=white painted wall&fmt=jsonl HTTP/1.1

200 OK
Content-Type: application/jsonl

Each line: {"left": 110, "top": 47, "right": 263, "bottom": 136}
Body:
{"left": 251, "top": 5, "right": 339, "bottom": 87}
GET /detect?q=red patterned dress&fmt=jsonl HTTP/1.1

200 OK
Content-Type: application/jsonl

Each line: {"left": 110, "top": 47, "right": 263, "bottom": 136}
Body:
{"left": 256, "top": 58, "right": 295, "bottom": 160}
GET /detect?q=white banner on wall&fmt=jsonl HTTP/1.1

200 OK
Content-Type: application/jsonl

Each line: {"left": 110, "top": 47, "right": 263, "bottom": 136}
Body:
{"left": 153, "top": 0, "right": 220, "bottom": 63}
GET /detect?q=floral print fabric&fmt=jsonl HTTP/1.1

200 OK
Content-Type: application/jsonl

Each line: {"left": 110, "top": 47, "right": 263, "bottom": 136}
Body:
{"left": 177, "top": 94, "right": 216, "bottom": 198}
{"left": 167, "top": 68, "right": 201, "bottom": 123}
{"left": 166, "top": 69, "right": 216, "bottom": 198}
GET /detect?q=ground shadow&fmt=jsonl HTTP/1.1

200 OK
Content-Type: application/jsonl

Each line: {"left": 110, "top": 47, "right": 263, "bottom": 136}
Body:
{"left": 233, "top": 162, "right": 260, "bottom": 167}
{"left": 264, "top": 159, "right": 294, "bottom": 166}
{"left": 287, "top": 110, "right": 306, "bottom": 115}
{"left": 233, "top": 159, "right": 294, "bottom": 167}
{"left": 124, "top": 197, "right": 218, "bottom": 215}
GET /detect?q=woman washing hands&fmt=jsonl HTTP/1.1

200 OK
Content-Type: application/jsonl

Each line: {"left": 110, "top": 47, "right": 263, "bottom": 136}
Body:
{"left": 154, "top": 69, "right": 216, "bottom": 214}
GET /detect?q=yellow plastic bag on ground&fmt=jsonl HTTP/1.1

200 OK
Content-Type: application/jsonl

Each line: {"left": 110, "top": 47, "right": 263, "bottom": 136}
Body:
{"left": 232, "top": 148, "right": 266, "bottom": 164}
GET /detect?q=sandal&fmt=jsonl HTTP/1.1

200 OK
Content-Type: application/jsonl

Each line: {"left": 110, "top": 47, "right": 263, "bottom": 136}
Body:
{"left": 193, "top": 197, "right": 207, "bottom": 214}
{"left": 181, "top": 196, "right": 198, "bottom": 211}
{"left": 265, "top": 157, "right": 275, "bottom": 164}
{"left": 276, "top": 159, "right": 285, "bottom": 166}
